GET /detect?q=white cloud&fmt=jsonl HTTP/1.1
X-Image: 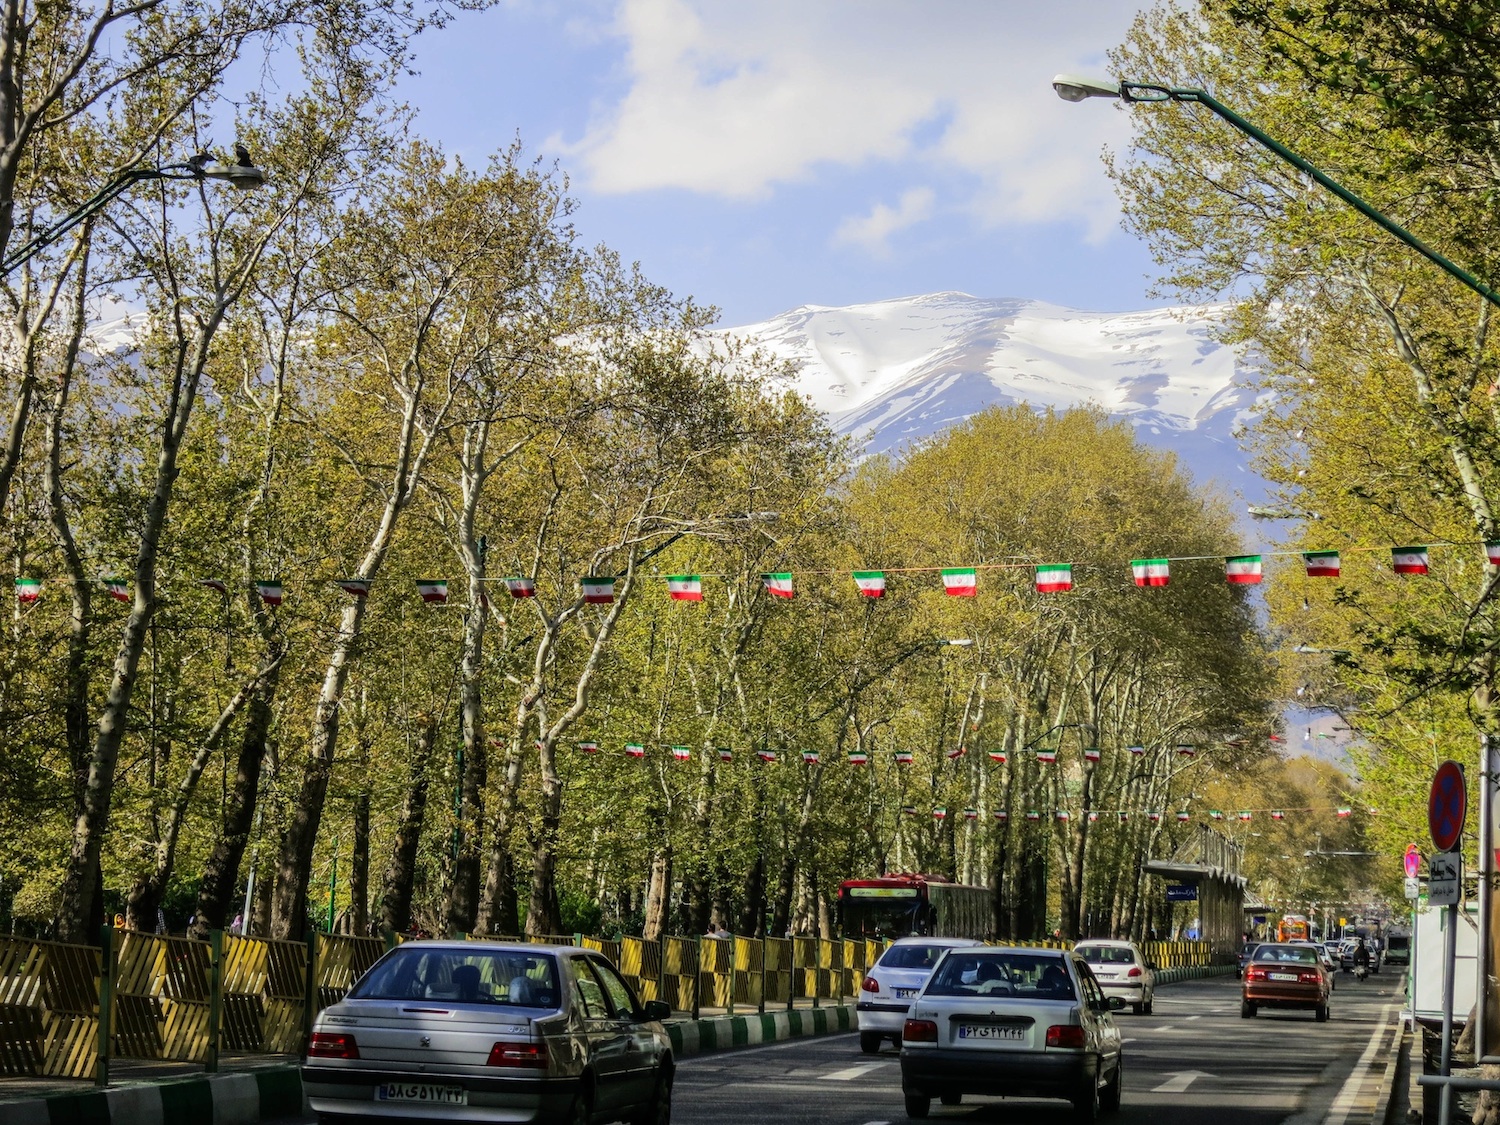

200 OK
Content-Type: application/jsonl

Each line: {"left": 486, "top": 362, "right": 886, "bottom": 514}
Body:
{"left": 833, "top": 187, "right": 935, "bottom": 256}
{"left": 548, "top": 0, "right": 1144, "bottom": 235}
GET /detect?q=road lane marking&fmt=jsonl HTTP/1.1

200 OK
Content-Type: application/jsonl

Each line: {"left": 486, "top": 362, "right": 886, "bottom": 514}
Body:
{"left": 823, "top": 1061, "right": 890, "bottom": 1081}
{"left": 1322, "top": 1003, "right": 1397, "bottom": 1125}
{"left": 1151, "top": 1069, "right": 1214, "bottom": 1093}
{"left": 1183, "top": 1014, "right": 1201, "bottom": 1021}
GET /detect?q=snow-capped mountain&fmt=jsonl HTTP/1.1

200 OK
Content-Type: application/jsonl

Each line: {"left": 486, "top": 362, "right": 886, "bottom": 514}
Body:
{"left": 728, "top": 291, "right": 1265, "bottom": 502}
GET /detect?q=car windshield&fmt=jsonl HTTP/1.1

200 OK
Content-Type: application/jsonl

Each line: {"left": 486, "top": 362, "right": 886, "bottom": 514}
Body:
{"left": 1252, "top": 945, "right": 1318, "bottom": 965}
{"left": 926, "top": 952, "right": 1077, "bottom": 1000}
{"left": 349, "top": 947, "right": 560, "bottom": 1007}
{"left": 1076, "top": 945, "right": 1134, "bottom": 964}
{"left": 880, "top": 944, "right": 952, "bottom": 970}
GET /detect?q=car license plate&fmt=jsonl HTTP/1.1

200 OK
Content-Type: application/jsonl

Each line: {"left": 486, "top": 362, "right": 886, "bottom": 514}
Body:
{"left": 1268, "top": 972, "right": 1299, "bottom": 982}
{"left": 957, "top": 1024, "right": 1023, "bottom": 1040}
{"left": 377, "top": 1083, "right": 467, "bottom": 1105}
{"left": 895, "top": 988, "right": 919, "bottom": 999}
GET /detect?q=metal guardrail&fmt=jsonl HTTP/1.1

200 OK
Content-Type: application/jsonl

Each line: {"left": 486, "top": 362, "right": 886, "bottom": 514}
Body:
{"left": 0, "top": 926, "right": 1225, "bottom": 1086}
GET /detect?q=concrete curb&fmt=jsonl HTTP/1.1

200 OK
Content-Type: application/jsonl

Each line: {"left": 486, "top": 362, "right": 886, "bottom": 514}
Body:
{"left": 1369, "top": 1017, "right": 1408, "bottom": 1125}
{"left": 1155, "top": 964, "right": 1233, "bottom": 986}
{"left": 667, "top": 1004, "right": 854, "bottom": 1057}
{"left": 8, "top": 1066, "right": 302, "bottom": 1125}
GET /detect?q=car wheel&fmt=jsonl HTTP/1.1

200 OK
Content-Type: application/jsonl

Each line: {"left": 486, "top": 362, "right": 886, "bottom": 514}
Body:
{"left": 1072, "top": 1074, "right": 1101, "bottom": 1122}
{"left": 1102, "top": 1058, "right": 1123, "bottom": 1113}
{"left": 1131, "top": 1001, "right": 1143, "bottom": 1015}
{"left": 1241, "top": 1000, "right": 1256, "bottom": 1018}
{"left": 1142, "top": 997, "right": 1153, "bottom": 1015}
{"left": 860, "top": 1032, "right": 883, "bottom": 1055}
{"left": 630, "top": 1067, "right": 673, "bottom": 1125}
{"left": 1315, "top": 1003, "right": 1329, "bottom": 1022}
{"left": 566, "top": 1081, "right": 593, "bottom": 1125}
{"left": 940, "top": 1092, "right": 962, "bottom": 1105}
{"left": 904, "top": 1091, "right": 931, "bottom": 1118}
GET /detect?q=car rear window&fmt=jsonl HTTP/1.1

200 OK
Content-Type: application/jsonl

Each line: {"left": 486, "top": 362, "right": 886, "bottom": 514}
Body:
{"left": 925, "top": 952, "right": 1077, "bottom": 1000}
{"left": 1076, "top": 945, "right": 1134, "bottom": 965}
{"left": 1240, "top": 943, "right": 1260, "bottom": 955}
{"left": 350, "top": 947, "right": 560, "bottom": 1007}
{"left": 1387, "top": 936, "right": 1409, "bottom": 951}
{"left": 879, "top": 944, "right": 952, "bottom": 970}
{"left": 1251, "top": 945, "right": 1318, "bottom": 965}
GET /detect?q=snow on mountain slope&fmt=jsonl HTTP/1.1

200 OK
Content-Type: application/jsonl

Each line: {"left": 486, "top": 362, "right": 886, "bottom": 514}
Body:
{"left": 727, "top": 292, "right": 1265, "bottom": 500}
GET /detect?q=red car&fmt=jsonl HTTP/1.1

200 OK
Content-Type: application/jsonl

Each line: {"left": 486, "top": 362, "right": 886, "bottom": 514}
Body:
{"left": 1241, "top": 942, "right": 1330, "bottom": 1021}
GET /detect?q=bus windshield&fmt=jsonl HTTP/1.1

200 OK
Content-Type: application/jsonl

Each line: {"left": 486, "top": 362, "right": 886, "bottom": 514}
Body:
{"left": 841, "top": 895, "right": 924, "bottom": 938}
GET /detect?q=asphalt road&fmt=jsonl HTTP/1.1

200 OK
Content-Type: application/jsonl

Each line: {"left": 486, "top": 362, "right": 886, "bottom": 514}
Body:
{"left": 274, "top": 970, "right": 1403, "bottom": 1124}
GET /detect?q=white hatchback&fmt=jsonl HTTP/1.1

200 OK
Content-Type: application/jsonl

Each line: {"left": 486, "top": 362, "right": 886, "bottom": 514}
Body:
{"left": 1073, "top": 939, "right": 1155, "bottom": 1015}
{"left": 857, "top": 937, "right": 986, "bottom": 1053}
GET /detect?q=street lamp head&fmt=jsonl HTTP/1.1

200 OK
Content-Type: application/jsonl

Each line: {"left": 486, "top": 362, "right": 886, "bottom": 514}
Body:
{"left": 1052, "top": 73, "right": 1122, "bottom": 102}
{"left": 199, "top": 160, "right": 268, "bottom": 190}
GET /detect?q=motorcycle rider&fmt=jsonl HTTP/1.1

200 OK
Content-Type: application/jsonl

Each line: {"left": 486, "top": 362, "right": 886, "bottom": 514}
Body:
{"left": 1354, "top": 937, "right": 1371, "bottom": 981}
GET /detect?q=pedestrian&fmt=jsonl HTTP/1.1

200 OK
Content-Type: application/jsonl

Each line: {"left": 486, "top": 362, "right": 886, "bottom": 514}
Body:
{"left": 229, "top": 914, "right": 243, "bottom": 936}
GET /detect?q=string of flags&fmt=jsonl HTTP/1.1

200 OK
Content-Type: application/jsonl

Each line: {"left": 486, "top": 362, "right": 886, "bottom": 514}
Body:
{"left": 12, "top": 538, "right": 1493, "bottom": 606}
{"left": 557, "top": 741, "right": 1263, "bottom": 766}
{"left": 903, "top": 804, "right": 1366, "bottom": 823}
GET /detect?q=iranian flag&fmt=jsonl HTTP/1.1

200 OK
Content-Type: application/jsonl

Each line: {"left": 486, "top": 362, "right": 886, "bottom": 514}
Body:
{"left": 505, "top": 577, "right": 536, "bottom": 598}
{"left": 1056, "top": 809, "right": 1071, "bottom": 822}
{"left": 581, "top": 576, "right": 615, "bottom": 604}
{"left": 1269, "top": 734, "right": 1286, "bottom": 743}
{"left": 852, "top": 571, "right": 886, "bottom": 598}
{"left": 963, "top": 807, "right": 979, "bottom": 820}
{"left": 994, "top": 810, "right": 1009, "bottom": 822}
{"left": 1238, "top": 810, "right": 1252, "bottom": 821}
{"left": 256, "top": 580, "right": 283, "bottom": 606}
{"left": 718, "top": 747, "right": 733, "bottom": 762}
{"left": 199, "top": 578, "right": 227, "bottom": 594}
{"left": 577, "top": 741, "right": 599, "bottom": 753}
{"left": 1148, "top": 811, "right": 1161, "bottom": 823}
{"left": 1225, "top": 555, "right": 1262, "bottom": 585}
{"left": 1392, "top": 546, "right": 1429, "bottom": 575}
{"left": 1036, "top": 749, "right": 1057, "bottom": 764}
{"left": 762, "top": 573, "right": 794, "bottom": 598}
{"left": 847, "top": 750, "right": 868, "bottom": 765}
{"left": 1128, "top": 745, "right": 1145, "bottom": 756}
{"left": 933, "top": 806, "right": 947, "bottom": 820}
{"left": 895, "top": 751, "right": 915, "bottom": 765}
{"left": 1035, "top": 564, "right": 1072, "bottom": 593}
{"left": 801, "top": 749, "right": 820, "bottom": 763}
{"left": 1132, "top": 558, "right": 1170, "bottom": 587}
{"left": 14, "top": 577, "right": 39, "bottom": 603}
{"left": 941, "top": 568, "right": 977, "bottom": 596}
{"left": 1271, "top": 810, "right": 1285, "bottom": 820}
{"left": 1304, "top": 551, "right": 1340, "bottom": 577}
{"left": 1084, "top": 747, "right": 1101, "bottom": 763}
{"left": 671, "top": 745, "right": 692, "bottom": 761}
{"left": 1176, "top": 744, "right": 1196, "bottom": 758}
{"left": 1088, "top": 811, "right": 1099, "bottom": 823}
{"left": 1025, "top": 810, "right": 1041, "bottom": 821}
{"left": 902, "top": 805, "right": 919, "bottom": 816}
{"left": 103, "top": 578, "right": 129, "bottom": 603}
{"left": 988, "top": 751, "right": 1007, "bottom": 763}
{"left": 947, "top": 745, "right": 966, "bottom": 760}
{"left": 625, "top": 743, "right": 646, "bottom": 758}
{"left": 1488, "top": 541, "right": 1500, "bottom": 566}
{"left": 1118, "top": 812, "right": 1130, "bottom": 823}
{"left": 757, "top": 749, "right": 778, "bottom": 763}
{"left": 1336, "top": 806, "right": 1352, "bottom": 818}
{"left": 1176, "top": 810, "right": 1191, "bottom": 822}
{"left": 1210, "top": 810, "right": 1224, "bottom": 820}
{"left": 667, "top": 575, "right": 702, "bottom": 601}
{"left": 416, "top": 579, "right": 448, "bottom": 604}
{"left": 336, "top": 579, "right": 370, "bottom": 597}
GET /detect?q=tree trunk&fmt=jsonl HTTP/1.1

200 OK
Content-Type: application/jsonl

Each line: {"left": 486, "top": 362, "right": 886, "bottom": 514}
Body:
{"left": 475, "top": 745, "right": 524, "bottom": 934}
{"left": 643, "top": 849, "right": 672, "bottom": 942}
{"left": 350, "top": 790, "right": 370, "bottom": 935}
{"left": 379, "top": 714, "right": 439, "bottom": 934}
{"left": 447, "top": 593, "right": 487, "bottom": 934}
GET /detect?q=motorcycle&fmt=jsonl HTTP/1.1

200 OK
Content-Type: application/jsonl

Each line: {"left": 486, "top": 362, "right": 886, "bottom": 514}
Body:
{"left": 1355, "top": 961, "right": 1369, "bottom": 982}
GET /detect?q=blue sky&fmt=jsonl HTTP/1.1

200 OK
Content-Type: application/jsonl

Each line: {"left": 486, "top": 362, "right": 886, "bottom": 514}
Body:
{"left": 395, "top": 0, "right": 1160, "bottom": 328}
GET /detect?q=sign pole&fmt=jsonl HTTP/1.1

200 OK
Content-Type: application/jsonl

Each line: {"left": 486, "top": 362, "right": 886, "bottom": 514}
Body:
{"left": 1440, "top": 891, "right": 1457, "bottom": 1125}
{"left": 1428, "top": 759, "right": 1468, "bottom": 1125}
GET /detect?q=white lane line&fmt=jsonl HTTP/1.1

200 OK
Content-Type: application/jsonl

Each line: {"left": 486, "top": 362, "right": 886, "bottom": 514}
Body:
{"left": 824, "top": 1061, "right": 890, "bottom": 1081}
{"left": 1183, "top": 1015, "right": 1202, "bottom": 1021}
{"left": 1322, "top": 1003, "right": 1397, "bottom": 1125}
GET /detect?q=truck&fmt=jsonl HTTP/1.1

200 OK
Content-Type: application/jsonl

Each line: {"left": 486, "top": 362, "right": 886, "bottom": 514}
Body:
{"left": 1406, "top": 901, "right": 1480, "bottom": 1123}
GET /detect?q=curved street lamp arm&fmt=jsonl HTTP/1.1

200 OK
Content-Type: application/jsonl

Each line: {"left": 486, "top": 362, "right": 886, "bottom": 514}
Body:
{"left": 1119, "top": 82, "right": 1500, "bottom": 310}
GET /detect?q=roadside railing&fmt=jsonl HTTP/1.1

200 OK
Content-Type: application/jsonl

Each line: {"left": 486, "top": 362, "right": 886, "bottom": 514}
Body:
{"left": 0, "top": 926, "right": 1227, "bottom": 1086}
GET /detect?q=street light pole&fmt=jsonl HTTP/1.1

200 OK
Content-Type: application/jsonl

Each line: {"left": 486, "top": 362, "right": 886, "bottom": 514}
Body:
{"left": 1051, "top": 74, "right": 1500, "bottom": 311}
{"left": 4, "top": 151, "right": 268, "bottom": 276}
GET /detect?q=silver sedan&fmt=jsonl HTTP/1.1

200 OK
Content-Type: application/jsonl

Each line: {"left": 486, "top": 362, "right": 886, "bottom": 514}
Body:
{"left": 303, "top": 940, "right": 673, "bottom": 1124}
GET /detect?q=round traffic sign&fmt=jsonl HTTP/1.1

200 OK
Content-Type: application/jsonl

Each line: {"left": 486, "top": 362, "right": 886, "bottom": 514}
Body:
{"left": 1405, "top": 844, "right": 1421, "bottom": 877}
{"left": 1428, "top": 760, "right": 1467, "bottom": 853}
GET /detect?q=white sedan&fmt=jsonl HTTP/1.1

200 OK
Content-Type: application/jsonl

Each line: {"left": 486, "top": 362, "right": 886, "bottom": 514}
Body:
{"left": 1073, "top": 939, "right": 1155, "bottom": 1014}
{"left": 857, "top": 936, "right": 986, "bottom": 1053}
{"left": 899, "top": 946, "right": 1124, "bottom": 1119}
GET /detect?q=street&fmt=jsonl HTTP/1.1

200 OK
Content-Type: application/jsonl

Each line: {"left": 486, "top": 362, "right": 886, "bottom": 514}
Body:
{"left": 272, "top": 972, "right": 1403, "bottom": 1124}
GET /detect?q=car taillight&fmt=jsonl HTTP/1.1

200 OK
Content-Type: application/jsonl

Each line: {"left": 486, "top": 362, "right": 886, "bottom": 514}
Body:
{"left": 487, "top": 1040, "right": 548, "bottom": 1068}
{"left": 861, "top": 975, "right": 880, "bottom": 993}
{"left": 903, "top": 1019, "right": 938, "bottom": 1043}
{"left": 1127, "top": 966, "right": 1143, "bottom": 978}
{"left": 1299, "top": 971, "right": 1322, "bottom": 984}
{"left": 1246, "top": 967, "right": 1267, "bottom": 981}
{"left": 1046, "top": 1024, "right": 1086, "bottom": 1049}
{"left": 306, "top": 1031, "right": 359, "bottom": 1059}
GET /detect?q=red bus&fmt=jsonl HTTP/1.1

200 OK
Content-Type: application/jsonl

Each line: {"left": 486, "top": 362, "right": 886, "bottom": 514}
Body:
{"left": 837, "top": 873, "right": 993, "bottom": 939}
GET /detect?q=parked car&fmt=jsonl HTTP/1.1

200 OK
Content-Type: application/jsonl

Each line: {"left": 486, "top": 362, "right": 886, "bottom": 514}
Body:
{"left": 899, "top": 945, "right": 1124, "bottom": 1120}
{"left": 1241, "top": 942, "right": 1331, "bottom": 1021}
{"left": 1236, "top": 942, "right": 1261, "bottom": 979}
{"left": 303, "top": 940, "right": 674, "bottom": 1124}
{"left": 1073, "top": 939, "right": 1155, "bottom": 1014}
{"left": 858, "top": 937, "right": 986, "bottom": 1053}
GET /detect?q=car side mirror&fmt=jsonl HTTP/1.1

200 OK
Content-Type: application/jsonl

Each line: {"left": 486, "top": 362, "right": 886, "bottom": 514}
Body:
{"left": 1108, "top": 996, "right": 1126, "bottom": 1011}
{"left": 640, "top": 999, "right": 672, "bottom": 1022}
